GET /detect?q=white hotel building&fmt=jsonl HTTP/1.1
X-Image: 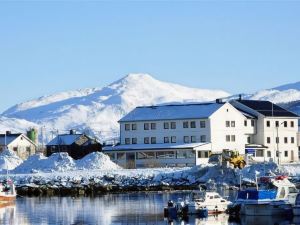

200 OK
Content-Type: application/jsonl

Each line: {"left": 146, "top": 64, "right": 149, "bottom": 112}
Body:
{"left": 104, "top": 99, "right": 299, "bottom": 168}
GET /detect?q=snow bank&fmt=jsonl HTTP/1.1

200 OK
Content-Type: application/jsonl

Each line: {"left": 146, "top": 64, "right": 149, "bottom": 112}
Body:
{"left": 77, "top": 152, "right": 120, "bottom": 170}
{"left": 13, "top": 153, "right": 76, "bottom": 173}
{"left": 0, "top": 150, "right": 23, "bottom": 171}
{"left": 12, "top": 152, "right": 120, "bottom": 174}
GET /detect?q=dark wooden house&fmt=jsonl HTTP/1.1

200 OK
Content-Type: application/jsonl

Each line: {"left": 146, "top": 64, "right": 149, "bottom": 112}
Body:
{"left": 46, "top": 130, "right": 102, "bottom": 159}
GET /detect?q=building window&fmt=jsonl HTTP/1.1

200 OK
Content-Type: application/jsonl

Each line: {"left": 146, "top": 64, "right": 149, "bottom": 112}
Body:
{"left": 190, "top": 121, "right": 196, "bottom": 128}
{"left": 284, "top": 121, "right": 287, "bottom": 127}
{"left": 144, "top": 137, "right": 149, "bottom": 144}
{"left": 291, "top": 137, "right": 295, "bottom": 144}
{"left": 132, "top": 138, "right": 137, "bottom": 144}
{"left": 125, "top": 124, "right": 130, "bottom": 131}
{"left": 275, "top": 121, "right": 279, "bottom": 127}
{"left": 191, "top": 136, "right": 196, "bottom": 143}
{"left": 171, "top": 122, "right": 176, "bottom": 129}
{"left": 231, "top": 135, "right": 236, "bottom": 142}
{"left": 151, "top": 137, "right": 156, "bottom": 144}
{"left": 267, "top": 137, "right": 271, "bottom": 144}
{"left": 251, "top": 120, "right": 255, "bottom": 127}
{"left": 177, "top": 150, "right": 195, "bottom": 159}
{"left": 13, "top": 147, "right": 18, "bottom": 152}
{"left": 117, "top": 152, "right": 126, "bottom": 160}
{"left": 226, "top": 121, "right": 230, "bottom": 127}
{"left": 231, "top": 121, "right": 235, "bottom": 127}
{"left": 125, "top": 138, "right": 130, "bottom": 145}
{"left": 266, "top": 121, "right": 270, "bottom": 127}
{"left": 184, "top": 136, "right": 189, "bottom": 143}
{"left": 26, "top": 147, "right": 31, "bottom": 152}
{"left": 284, "top": 137, "right": 288, "bottom": 144}
{"left": 197, "top": 151, "right": 211, "bottom": 158}
{"left": 151, "top": 123, "right": 156, "bottom": 130}
{"left": 244, "top": 120, "right": 247, "bottom": 127}
{"left": 144, "top": 123, "right": 149, "bottom": 130}
{"left": 132, "top": 124, "right": 137, "bottom": 130}
{"left": 276, "top": 137, "right": 279, "bottom": 144}
{"left": 200, "top": 135, "right": 206, "bottom": 142}
{"left": 267, "top": 151, "right": 271, "bottom": 157}
{"left": 226, "top": 135, "right": 230, "bottom": 142}
{"left": 164, "top": 122, "right": 169, "bottom": 129}
{"left": 171, "top": 136, "right": 176, "bottom": 143}
{"left": 137, "top": 152, "right": 155, "bottom": 159}
{"left": 156, "top": 151, "right": 175, "bottom": 159}
{"left": 291, "top": 121, "right": 294, "bottom": 127}
{"left": 200, "top": 121, "right": 206, "bottom": 128}
{"left": 164, "top": 137, "right": 169, "bottom": 143}
{"left": 284, "top": 151, "right": 288, "bottom": 157}
{"left": 247, "top": 136, "right": 251, "bottom": 144}
{"left": 183, "top": 121, "right": 189, "bottom": 128}
{"left": 256, "top": 150, "right": 264, "bottom": 157}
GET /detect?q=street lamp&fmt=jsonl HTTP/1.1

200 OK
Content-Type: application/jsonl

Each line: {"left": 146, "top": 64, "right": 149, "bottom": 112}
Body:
{"left": 276, "top": 121, "right": 284, "bottom": 165}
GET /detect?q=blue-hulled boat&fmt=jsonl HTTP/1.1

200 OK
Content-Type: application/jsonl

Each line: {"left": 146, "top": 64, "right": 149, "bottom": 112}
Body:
{"left": 228, "top": 175, "right": 298, "bottom": 216}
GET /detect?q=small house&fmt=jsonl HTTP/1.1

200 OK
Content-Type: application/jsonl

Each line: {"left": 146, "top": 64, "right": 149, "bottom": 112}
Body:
{"left": 46, "top": 130, "right": 102, "bottom": 159}
{"left": 0, "top": 131, "right": 37, "bottom": 160}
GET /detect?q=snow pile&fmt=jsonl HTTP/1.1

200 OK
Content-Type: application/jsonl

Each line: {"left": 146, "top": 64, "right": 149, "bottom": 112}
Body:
{"left": 0, "top": 150, "right": 23, "bottom": 171}
{"left": 77, "top": 152, "right": 121, "bottom": 170}
{"left": 13, "top": 152, "right": 120, "bottom": 173}
{"left": 13, "top": 153, "right": 76, "bottom": 173}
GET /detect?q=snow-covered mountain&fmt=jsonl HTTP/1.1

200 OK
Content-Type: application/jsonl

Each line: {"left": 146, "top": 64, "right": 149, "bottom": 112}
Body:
{"left": 1, "top": 74, "right": 230, "bottom": 142}
{"left": 247, "top": 81, "right": 300, "bottom": 115}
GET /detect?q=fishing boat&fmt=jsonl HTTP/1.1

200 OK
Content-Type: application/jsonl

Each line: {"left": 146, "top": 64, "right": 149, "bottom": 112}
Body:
{"left": 164, "top": 187, "right": 231, "bottom": 217}
{"left": 0, "top": 179, "right": 16, "bottom": 202}
{"left": 228, "top": 175, "right": 298, "bottom": 216}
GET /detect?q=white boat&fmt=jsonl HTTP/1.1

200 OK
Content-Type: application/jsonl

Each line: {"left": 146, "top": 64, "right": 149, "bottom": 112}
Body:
{"left": 0, "top": 179, "right": 16, "bottom": 203}
{"left": 230, "top": 175, "right": 298, "bottom": 216}
{"left": 179, "top": 189, "right": 231, "bottom": 215}
{"left": 293, "top": 192, "right": 300, "bottom": 216}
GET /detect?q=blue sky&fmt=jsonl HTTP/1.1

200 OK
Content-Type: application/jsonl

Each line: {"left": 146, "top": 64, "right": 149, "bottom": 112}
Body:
{"left": 0, "top": 1, "right": 300, "bottom": 112}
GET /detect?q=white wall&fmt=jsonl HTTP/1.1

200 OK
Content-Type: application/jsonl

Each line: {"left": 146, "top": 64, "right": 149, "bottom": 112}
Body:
{"left": 6, "top": 135, "right": 36, "bottom": 160}
{"left": 262, "top": 118, "right": 298, "bottom": 163}
{"left": 209, "top": 103, "right": 249, "bottom": 155}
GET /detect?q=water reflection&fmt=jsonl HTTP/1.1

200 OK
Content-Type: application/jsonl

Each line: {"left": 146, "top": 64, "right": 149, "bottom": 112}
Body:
{"left": 0, "top": 192, "right": 296, "bottom": 225}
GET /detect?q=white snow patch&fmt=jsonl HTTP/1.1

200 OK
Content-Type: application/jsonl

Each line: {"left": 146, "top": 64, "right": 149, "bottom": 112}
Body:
{"left": 77, "top": 152, "right": 120, "bottom": 170}
{"left": 0, "top": 150, "right": 23, "bottom": 170}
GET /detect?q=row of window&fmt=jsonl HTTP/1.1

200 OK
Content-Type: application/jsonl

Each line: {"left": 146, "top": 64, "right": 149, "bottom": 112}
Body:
{"left": 106, "top": 150, "right": 195, "bottom": 160}
{"left": 226, "top": 135, "right": 236, "bottom": 142}
{"left": 244, "top": 120, "right": 255, "bottom": 127}
{"left": 125, "top": 135, "right": 207, "bottom": 145}
{"left": 125, "top": 121, "right": 206, "bottom": 131}
{"left": 266, "top": 120, "right": 295, "bottom": 128}
{"left": 266, "top": 137, "right": 295, "bottom": 144}
{"left": 248, "top": 149, "right": 291, "bottom": 158}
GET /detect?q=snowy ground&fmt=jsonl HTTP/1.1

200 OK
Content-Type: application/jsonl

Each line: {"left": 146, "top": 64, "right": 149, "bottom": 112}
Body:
{"left": 0, "top": 150, "right": 300, "bottom": 191}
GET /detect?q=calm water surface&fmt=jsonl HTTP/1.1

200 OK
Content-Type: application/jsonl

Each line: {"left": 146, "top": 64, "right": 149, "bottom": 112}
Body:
{"left": 0, "top": 192, "right": 297, "bottom": 225}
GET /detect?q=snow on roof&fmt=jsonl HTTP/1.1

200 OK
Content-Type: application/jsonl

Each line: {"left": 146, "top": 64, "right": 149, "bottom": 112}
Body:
{"left": 103, "top": 142, "right": 209, "bottom": 151}
{"left": 47, "top": 134, "right": 82, "bottom": 146}
{"left": 119, "top": 103, "right": 224, "bottom": 122}
{"left": 0, "top": 134, "right": 22, "bottom": 145}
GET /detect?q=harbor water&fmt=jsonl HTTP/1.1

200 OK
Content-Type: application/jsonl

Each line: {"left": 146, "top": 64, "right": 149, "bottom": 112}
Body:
{"left": 0, "top": 192, "right": 297, "bottom": 225}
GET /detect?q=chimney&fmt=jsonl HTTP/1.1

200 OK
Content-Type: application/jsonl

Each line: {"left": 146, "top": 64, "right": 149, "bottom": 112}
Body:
{"left": 70, "top": 129, "right": 76, "bottom": 135}
{"left": 6, "top": 131, "right": 11, "bottom": 135}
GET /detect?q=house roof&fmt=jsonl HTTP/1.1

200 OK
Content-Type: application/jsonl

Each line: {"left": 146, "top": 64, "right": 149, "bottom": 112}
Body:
{"left": 47, "top": 134, "right": 83, "bottom": 146}
{"left": 237, "top": 100, "right": 299, "bottom": 117}
{"left": 103, "top": 142, "right": 209, "bottom": 151}
{"left": 119, "top": 103, "right": 224, "bottom": 122}
{"left": 0, "top": 133, "right": 22, "bottom": 145}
